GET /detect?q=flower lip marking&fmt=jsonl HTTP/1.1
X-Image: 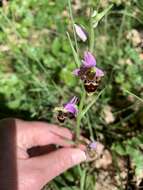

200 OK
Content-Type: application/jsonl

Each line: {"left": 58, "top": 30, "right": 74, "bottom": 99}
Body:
{"left": 84, "top": 80, "right": 99, "bottom": 93}
{"left": 57, "top": 111, "right": 67, "bottom": 123}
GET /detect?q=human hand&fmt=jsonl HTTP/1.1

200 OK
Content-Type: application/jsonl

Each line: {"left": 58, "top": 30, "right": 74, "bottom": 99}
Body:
{"left": 0, "top": 118, "right": 86, "bottom": 190}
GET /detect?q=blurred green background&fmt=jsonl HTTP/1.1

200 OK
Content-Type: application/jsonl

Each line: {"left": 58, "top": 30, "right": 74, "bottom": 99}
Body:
{"left": 0, "top": 0, "right": 143, "bottom": 189}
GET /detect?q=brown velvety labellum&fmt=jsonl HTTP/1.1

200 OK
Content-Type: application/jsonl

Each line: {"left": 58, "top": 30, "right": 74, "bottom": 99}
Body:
{"left": 57, "top": 111, "right": 67, "bottom": 123}
{"left": 57, "top": 116, "right": 66, "bottom": 123}
{"left": 84, "top": 82, "right": 98, "bottom": 93}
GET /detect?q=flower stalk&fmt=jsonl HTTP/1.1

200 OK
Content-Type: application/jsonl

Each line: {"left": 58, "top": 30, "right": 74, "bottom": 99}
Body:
{"left": 90, "top": 8, "right": 95, "bottom": 52}
{"left": 76, "top": 87, "right": 86, "bottom": 141}
{"left": 68, "top": 0, "right": 79, "bottom": 53}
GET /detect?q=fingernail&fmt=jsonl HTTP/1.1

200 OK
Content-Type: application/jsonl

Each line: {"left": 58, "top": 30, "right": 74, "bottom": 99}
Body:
{"left": 72, "top": 150, "right": 87, "bottom": 164}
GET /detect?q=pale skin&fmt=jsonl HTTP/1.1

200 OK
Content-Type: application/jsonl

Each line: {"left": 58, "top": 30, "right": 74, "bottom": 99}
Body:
{"left": 0, "top": 119, "right": 86, "bottom": 190}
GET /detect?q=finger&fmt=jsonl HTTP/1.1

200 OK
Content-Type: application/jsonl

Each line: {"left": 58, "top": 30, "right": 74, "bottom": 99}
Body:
{"left": 15, "top": 119, "right": 73, "bottom": 149}
{"left": 27, "top": 148, "right": 86, "bottom": 185}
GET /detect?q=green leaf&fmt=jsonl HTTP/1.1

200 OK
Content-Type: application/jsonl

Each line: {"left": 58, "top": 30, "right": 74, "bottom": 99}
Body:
{"left": 60, "top": 67, "right": 76, "bottom": 87}
{"left": 61, "top": 187, "right": 79, "bottom": 190}
{"left": 112, "top": 143, "right": 127, "bottom": 156}
{"left": 7, "top": 100, "right": 21, "bottom": 109}
{"left": 81, "top": 88, "right": 105, "bottom": 119}
{"left": 85, "top": 174, "right": 96, "bottom": 190}
{"left": 66, "top": 32, "right": 80, "bottom": 67}
{"left": 63, "top": 171, "right": 75, "bottom": 182}
{"left": 51, "top": 37, "right": 61, "bottom": 56}
{"left": 115, "top": 73, "right": 125, "bottom": 83}
{"left": 92, "top": 4, "right": 113, "bottom": 28}
{"left": 62, "top": 40, "right": 71, "bottom": 54}
{"left": 122, "top": 88, "right": 143, "bottom": 103}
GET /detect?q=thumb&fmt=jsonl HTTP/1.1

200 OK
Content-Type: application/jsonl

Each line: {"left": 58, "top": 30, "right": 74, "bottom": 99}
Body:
{"left": 29, "top": 148, "right": 86, "bottom": 185}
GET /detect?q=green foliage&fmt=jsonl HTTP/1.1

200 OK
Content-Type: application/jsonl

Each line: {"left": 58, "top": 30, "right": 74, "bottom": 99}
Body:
{"left": 112, "top": 134, "right": 143, "bottom": 176}
{"left": 0, "top": 0, "right": 143, "bottom": 189}
{"left": 115, "top": 46, "right": 143, "bottom": 92}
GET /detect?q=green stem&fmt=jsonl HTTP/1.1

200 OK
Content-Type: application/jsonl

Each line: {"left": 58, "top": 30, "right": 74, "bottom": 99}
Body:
{"left": 67, "top": 0, "right": 85, "bottom": 142}
{"left": 87, "top": 113, "right": 94, "bottom": 141}
{"left": 76, "top": 89, "right": 86, "bottom": 141}
{"left": 122, "top": 88, "right": 143, "bottom": 103}
{"left": 80, "top": 169, "right": 87, "bottom": 190}
{"left": 67, "top": 32, "right": 80, "bottom": 67}
{"left": 81, "top": 88, "right": 105, "bottom": 119}
{"left": 68, "top": 0, "right": 79, "bottom": 53}
{"left": 89, "top": 7, "right": 95, "bottom": 52}
{"left": 117, "top": 5, "right": 128, "bottom": 48}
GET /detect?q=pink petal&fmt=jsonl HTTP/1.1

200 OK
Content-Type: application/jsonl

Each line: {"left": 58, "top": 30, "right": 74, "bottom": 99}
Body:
{"left": 74, "top": 24, "right": 87, "bottom": 42}
{"left": 73, "top": 69, "right": 80, "bottom": 76}
{"left": 95, "top": 67, "right": 104, "bottom": 77}
{"left": 64, "top": 96, "right": 78, "bottom": 116}
{"left": 69, "top": 96, "right": 78, "bottom": 104}
{"left": 83, "top": 52, "right": 96, "bottom": 67}
{"left": 64, "top": 103, "right": 78, "bottom": 115}
{"left": 89, "top": 142, "right": 97, "bottom": 149}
